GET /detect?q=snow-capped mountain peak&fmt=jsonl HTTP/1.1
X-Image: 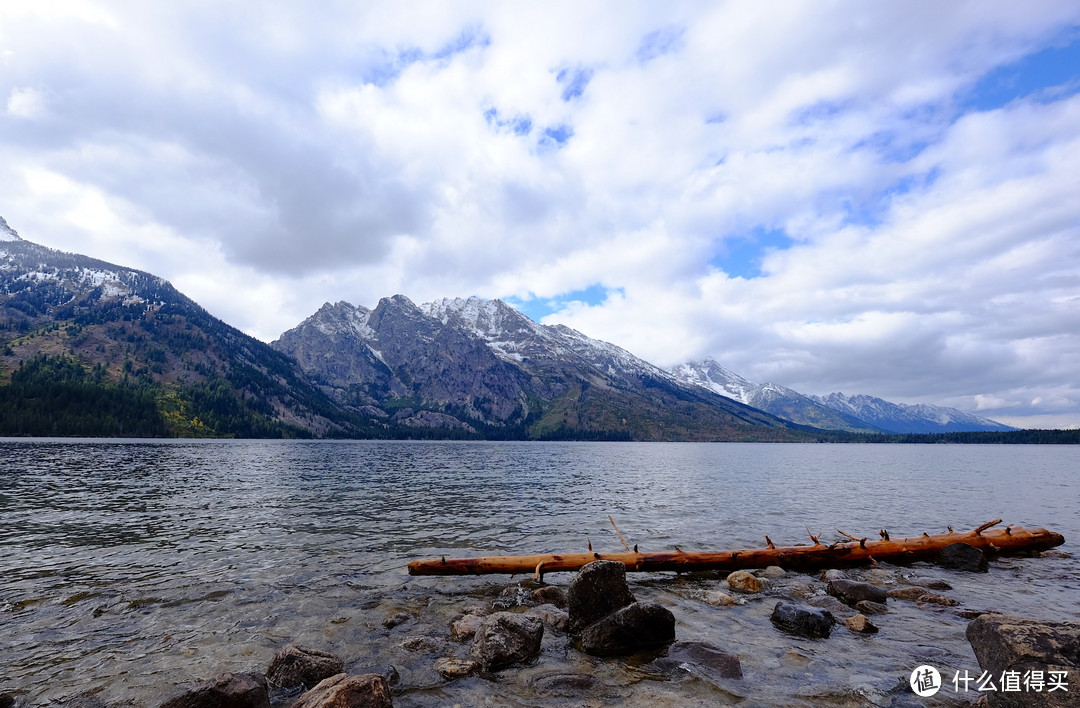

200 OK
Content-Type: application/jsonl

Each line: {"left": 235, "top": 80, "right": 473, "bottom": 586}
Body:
{"left": 0, "top": 216, "right": 22, "bottom": 242}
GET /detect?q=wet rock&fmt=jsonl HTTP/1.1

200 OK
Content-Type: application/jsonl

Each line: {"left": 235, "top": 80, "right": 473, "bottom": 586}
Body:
{"left": 159, "top": 672, "right": 270, "bottom": 708}
{"left": 663, "top": 640, "right": 742, "bottom": 679}
{"left": 759, "top": 566, "right": 786, "bottom": 580}
{"left": 966, "top": 614, "right": 1079, "bottom": 708}
{"left": 525, "top": 603, "right": 569, "bottom": 632}
{"left": 855, "top": 600, "right": 889, "bottom": 616}
{"left": 770, "top": 601, "right": 835, "bottom": 639}
{"left": 288, "top": 673, "right": 392, "bottom": 708}
{"left": 579, "top": 601, "right": 676, "bottom": 656}
{"left": 843, "top": 613, "right": 879, "bottom": 634}
{"left": 807, "top": 595, "right": 857, "bottom": 618}
{"left": 0, "top": 694, "right": 11, "bottom": 708}
{"left": 887, "top": 587, "right": 931, "bottom": 601}
{"left": 399, "top": 636, "right": 444, "bottom": 653}
{"left": 531, "top": 585, "right": 567, "bottom": 608}
{"left": 381, "top": 612, "right": 412, "bottom": 629}
{"left": 916, "top": 593, "right": 958, "bottom": 607}
{"left": 704, "top": 590, "right": 740, "bottom": 606}
{"left": 469, "top": 612, "right": 544, "bottom": 670}
{"left": 821, "top": 569, "right": 848, "bottom": 582}
{"left": 532, "top": 673, "right": 598, "bottom": 696}
{"left": 567, "top": 560, "right": 635, "bottom": 634}
{"left": 827, "top": 579, "right": 888, "bottom": 606}
{"left": 492, "top": 584, "right": 537, "bottom": 610}
{"left": 938, "top": 542, "right": 988, "bottom": 572}
{"left": 788, "top": 583, "right": 817, "bottom": 599}
{"left": 350, "top": 666, "right": 399, "bottom": 688}
{"left": 267, "top": 645, "right": 345, "bottom": 690}
{"left": 450, "top": 613, "right": 485, "bottom": 640}
{"left": 908, "top": 577, "right": 953, "bottom": 591}
{"left": 726, "top": 570, "right": 764, "bottom": 593}
{"left": 433, "top": 658, "right": 480, "bottom": 680}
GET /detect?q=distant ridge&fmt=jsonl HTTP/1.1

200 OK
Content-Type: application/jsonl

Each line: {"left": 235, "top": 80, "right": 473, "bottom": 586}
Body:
{"left": 670, "top": 358, "right": 1014, "bottom": 434}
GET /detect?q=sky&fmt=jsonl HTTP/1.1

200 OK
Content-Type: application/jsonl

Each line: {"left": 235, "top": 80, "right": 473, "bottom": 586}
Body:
{"left": 2, "top": 1, "right": 1079, "bottom": 429}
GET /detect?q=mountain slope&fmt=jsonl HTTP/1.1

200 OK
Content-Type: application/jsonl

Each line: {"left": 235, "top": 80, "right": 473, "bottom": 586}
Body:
{"left": 274, "top": 296, "right": 809, "bottom": 441}
{"left": 0, "top": 217, "right": 377, "bottom": 438}
{"left": 670, "top": 359, "right": 887, "bottom": 433}
{"left": 670, "top": 357, "right": 1014, "bottom": 434}
{"left": 812, "top": 392, "right": 1016, "bottom": 434}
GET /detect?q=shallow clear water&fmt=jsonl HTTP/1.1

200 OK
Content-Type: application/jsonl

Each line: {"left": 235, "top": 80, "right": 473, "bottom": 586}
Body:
{"left": 1, "top": 440, "right": 1077, "bottom": 706}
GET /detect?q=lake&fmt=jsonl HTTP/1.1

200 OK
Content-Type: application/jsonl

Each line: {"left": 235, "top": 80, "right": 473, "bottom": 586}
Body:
{"left": 1, "top": 440, "right": 1077, "bottom": 706}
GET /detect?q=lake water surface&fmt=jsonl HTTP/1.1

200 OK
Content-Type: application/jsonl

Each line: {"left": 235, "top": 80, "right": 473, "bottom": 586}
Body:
{"left": 1, "top": 440, "right": 1077, "bottom": 706}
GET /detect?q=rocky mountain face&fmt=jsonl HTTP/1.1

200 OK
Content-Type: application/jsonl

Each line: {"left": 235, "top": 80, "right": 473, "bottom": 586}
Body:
{"left": 0, "top": 218, "right": 375, "bottom": 437}
{"left": 273, "top": 296, "right": 806, "bottom": 440}
{"left": 811, "top": 392, "right": 1016, "bottom": 434}
{"left": 670, "top": 358, "right": 1014, "bottom": 434}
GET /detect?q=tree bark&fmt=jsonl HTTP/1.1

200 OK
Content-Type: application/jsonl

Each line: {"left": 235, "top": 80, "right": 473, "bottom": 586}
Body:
{"left": 407, "top": 523, "right": 1064, "bottom": 577}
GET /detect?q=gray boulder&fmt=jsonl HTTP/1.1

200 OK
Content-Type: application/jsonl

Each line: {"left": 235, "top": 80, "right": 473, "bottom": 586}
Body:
{"left": 827, "top": 579, "right": 888, "bottom": 606}
{"left": 579, "top": 601, "right": 676, "bottom": 656}
{"left": 966, "top": 614, "right": 1078, "bottom": 708}
{"left": 267, "top": 645, "right": 345, "bottom": 690}
{"left": 469, "top": 612, "right": 544, "bottom": 670}
{"left": 288, "top": 673, "right": 392, "bottom": 708}
{"left": 939, "top": 542, "right": 988, "bottom": 572}
{"left": 567, "top": 560, "right": 635, "bottom": 634}
{"left": 770, "top": 601, "right": 836, "bottom": 639}
{"left": 159, "top": 672, "right": 269, "bottom": 708}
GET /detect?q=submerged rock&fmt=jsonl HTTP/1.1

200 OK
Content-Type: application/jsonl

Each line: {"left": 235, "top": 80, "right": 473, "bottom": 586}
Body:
{"left": 0, "top": 694, "right": 12, "bottom": 708}
{"left": 726, "top": 570, "right": 763, "bottom": 593}
{"left": 939, "top": 542, "right": 988, "bottom": 572}
{"left": 267, "top": 645, "right": 345, "bottom": 690}
{"left": 433, "top": 657, "right": 480, "bottom": 680}
{"left": 887, "top": 587, "right": 931, "bottom": 601}
{"left": 916, "top": 592, "right": 959, "bottom": 607}
{"left": 531, "top": 585, "right": 568, "bottom": 608}
{"left": 469, "top": 612, "right": 544, "bottom": 670}
{"left": 159, "top": 672, "right": 269, "bottom": 708}
{"left": 704, "top": 590, "right": 740, "bottom": 606}
{"left": 450, "top": 613, "right": 485, "bottom": 640}
{"left": 579, "top": 601, "right": 676, "bottom": 656}
{"left": 827, "top": 579, "right": 888, "bottom": 606}
{"left": 289, "top": 673, "right": 392, "bottom": 708}
{"left": 399, "top": 636, "right": 444, "bottom": 653}
{"left": 381, "top": 612, "right": 412, "bottom": 629}
{"left": 526, "top": 603, "right": 569, "bottom": 632}
{"left": 567, "top": 560, "right": 636, "bottom": 634}
{"left": 531, "top": 673, "right": 598, "bottom": 696}
{"left": 770, "top": 601, "right": 836, "bottom": 639}
{"left": 659, "top": 640, "right": 743, "bottom": 679}
{"left": 966, "top": 614, "right": 1079, "bottom": 708}
{"left": 855, "top": 600, "right": 889, "bottom": 616}
{"left": 843, "top": 613, "right": 879, "bottom": 634}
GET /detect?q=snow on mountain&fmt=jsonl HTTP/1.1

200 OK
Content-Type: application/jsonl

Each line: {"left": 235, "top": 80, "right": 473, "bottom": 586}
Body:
{"left": 0, "top": 216, "right": 21, "bottom": 242}
{"left": 670, "top": 359, "right": 758, "bottom": 404}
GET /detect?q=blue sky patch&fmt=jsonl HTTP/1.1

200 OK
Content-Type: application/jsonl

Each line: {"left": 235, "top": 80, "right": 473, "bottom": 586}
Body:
{"left": 710, "top": 227, "right": 792, "bottom": 278}
{"left": 360, "top": 25, "right": 491, "bottom": 87}
{"left": 506, "top": 284, "right": 622, "bottom": 322}
{"left": 557, "top": 66, "right": 594, "bottom": 102}
{"left": 484, "top": 107, "right": 533, "bottom": 136}
{"left": 962, "top": 33, "right": 1080, "bottom": 112}
{"left": 636, "top": 25, "right": 685, "bottom": 63}
{"left": 539, "top": 124, "right": 574, "bottom": 149}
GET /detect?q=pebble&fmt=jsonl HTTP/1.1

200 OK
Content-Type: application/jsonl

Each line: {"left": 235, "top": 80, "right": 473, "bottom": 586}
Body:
{"left": 434, "top": 657, "right": 481, "bottom": 680}
{"left": 843, "top": 613, "right": 879, "bottom": 634}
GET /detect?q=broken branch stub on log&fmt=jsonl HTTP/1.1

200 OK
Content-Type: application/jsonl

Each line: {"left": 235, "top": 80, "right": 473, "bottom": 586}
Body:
{"left": 407, "top": 523, "right": 1064, "bottom": 577}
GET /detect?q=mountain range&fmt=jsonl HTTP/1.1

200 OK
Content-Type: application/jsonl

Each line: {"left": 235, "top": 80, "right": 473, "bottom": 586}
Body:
{"left": 0, "top": 216, "right": 1014, "bottom": 439}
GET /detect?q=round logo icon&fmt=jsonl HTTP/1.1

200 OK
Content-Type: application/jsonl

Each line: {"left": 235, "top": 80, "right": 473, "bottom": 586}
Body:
{"left": 910, "top": 665, "right": 942, "bottom": 697}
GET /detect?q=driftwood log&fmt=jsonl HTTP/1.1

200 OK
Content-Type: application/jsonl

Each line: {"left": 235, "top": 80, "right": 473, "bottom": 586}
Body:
{"left": 407, "top": 521, "right": 1064, "bottom": 579}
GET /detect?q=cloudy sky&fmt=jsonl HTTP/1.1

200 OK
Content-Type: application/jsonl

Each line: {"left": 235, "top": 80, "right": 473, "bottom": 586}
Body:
{"left": 2, "top": 2, "right": 1079, "bottom": 429}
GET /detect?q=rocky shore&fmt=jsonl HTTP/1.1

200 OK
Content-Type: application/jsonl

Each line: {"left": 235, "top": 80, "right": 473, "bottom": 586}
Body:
{"left": 2, "top": 543, "right": 1075, "bottom": 707}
